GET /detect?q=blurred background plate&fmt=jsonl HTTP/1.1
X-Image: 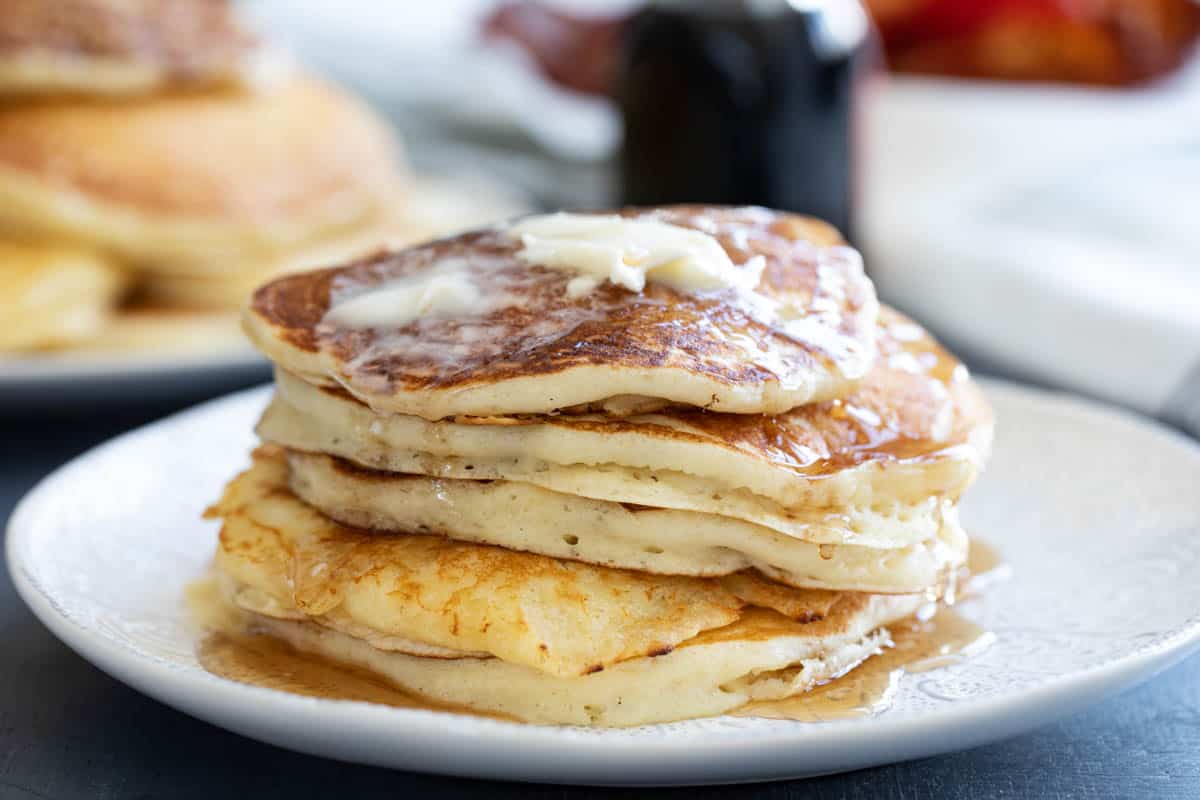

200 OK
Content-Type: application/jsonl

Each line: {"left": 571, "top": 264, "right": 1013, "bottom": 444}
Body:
{"left": 0, "top": 348, "right": 268, "bottom": 412}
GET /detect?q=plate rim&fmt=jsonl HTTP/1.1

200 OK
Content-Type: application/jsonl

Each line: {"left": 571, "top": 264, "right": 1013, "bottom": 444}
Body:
{"left": 0, "top": 344, "right": 263, "bottom": 383}
{"left": 8, "top": 379, "right": 1200, "bottom": 783}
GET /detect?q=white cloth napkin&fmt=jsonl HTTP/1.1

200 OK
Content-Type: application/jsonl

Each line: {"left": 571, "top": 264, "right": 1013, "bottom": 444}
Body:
{"left": 861, "top": 61, "right": 1200, "bottom": 436}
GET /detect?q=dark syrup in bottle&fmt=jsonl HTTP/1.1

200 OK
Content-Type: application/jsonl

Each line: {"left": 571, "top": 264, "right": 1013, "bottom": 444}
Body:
{"left": 617, "top": 0, "right": 875, "bottom": 239}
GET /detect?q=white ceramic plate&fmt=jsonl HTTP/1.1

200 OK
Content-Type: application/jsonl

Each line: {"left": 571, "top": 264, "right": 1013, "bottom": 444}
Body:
{"left": 0, "top": 348, "right": 269, "bottom": 412}
{"left": 8, "top": 380, "right": 1200, "bottom": 786}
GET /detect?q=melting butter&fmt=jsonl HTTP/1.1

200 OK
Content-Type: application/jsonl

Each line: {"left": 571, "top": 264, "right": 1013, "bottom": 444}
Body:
{"left": 324, "top": 258, "right": 483, "bottom": 328}
{"left": 510, "top": 212, "right": 764, "bottom": 296}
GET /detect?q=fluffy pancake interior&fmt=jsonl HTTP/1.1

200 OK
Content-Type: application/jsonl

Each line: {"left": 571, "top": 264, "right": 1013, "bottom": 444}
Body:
{"left": 206, "top": 447, "right": 921, "bottom": 679}
{"left": 285, "top": 448, "right": 967, "bottom": 594}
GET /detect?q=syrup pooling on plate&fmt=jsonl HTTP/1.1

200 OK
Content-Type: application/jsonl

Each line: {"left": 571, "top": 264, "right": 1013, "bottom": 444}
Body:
{"left": 955, "top": 538, "right": 1011, "bottom": 601}
{"left": 198, "top": 630, "right": 421, "bottom": 708}
{"left": 197, "top": 631, "right": 513, "bottom": 720}
{"left": 191, "top": 603, "right": 994, "bottom": 725}
{"left": 736, "top": 540, "right": 1007, "bottom": 721}
{"left": 734, "top": 606, "right": 995, "bottom": 722}
{"left": 277, "top": 206, "right": 877, "bottom": 406}
{"left": 189, "top": 576, "right": 500, "bottom": 715}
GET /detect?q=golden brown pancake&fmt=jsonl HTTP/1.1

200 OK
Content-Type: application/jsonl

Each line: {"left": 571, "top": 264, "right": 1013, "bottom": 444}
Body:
{"left": 0, "top": 240, "right": 127, "bottom": 352}
{"left": 0, "top": 0, "right": 273, "bottom": 95}
{"left": 245, "top": 206, "right": 880, "bottom": 417}
{"left": 257, "top": 307, "right": 993, "bottom": 527}
{"left": 208, "top": 446, "right": 879, "bottom": 677}
{"left": 199, "top": 447, "right": 931, "bottom": 725}
{"left": 0, "top": 76, "right": 403, "bottom": 275}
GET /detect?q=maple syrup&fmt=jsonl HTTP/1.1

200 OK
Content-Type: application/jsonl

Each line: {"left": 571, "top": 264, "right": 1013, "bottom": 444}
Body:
{"left": 734, "top": 606, "right": 994, "bottom": 721}
{"left": 617, "top": 0, "right": 875, "bottom": 238}
{"left": 198, "top": 630, "right": 425, "bottom": 709}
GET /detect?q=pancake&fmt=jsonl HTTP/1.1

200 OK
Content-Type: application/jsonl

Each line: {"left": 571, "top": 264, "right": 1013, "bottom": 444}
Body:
{"left": 0, "top": 76, "right": 402, "bottom": 276}
{"left": 0, "top": 0, "right": 276, "bottom": 96}
{"left": 76, "top": 308, "right": 245, "bottom": 356}
{"left": 286, "top": 449, "right": 967, "bottom": 593}
{"left": 139, "top": 208, "right": 416, "bottom": 311}
{"left": 244, "top": 206, "right": 879, "bottom": 417}
{"left": 257, "top": 308, "right": 993, "bottom": 533}
{"left": 207, "top": 447, "right": 925, "bottom": 675}
{"left": 205, "top": 447, "right": 926, "bottom": 724}
{"left": 142, "top": 179, "right": 531, "bottom": 311}
{"left": 0, "top": 240, "right": 127, "bottom": 352}
{"left": 229, "top": 594, "right": 919, "bottom": 727}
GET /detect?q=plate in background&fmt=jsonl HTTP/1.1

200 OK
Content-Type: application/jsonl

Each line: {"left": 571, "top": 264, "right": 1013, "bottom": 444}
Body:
{"left": 0, "top": 347, "right": 268, "bottom": 412}
{"left": 8, "top": 380, "right": 1200, "bottom": 785}
{"left": 0, "top": 175, "right": 526, "bottom": 413}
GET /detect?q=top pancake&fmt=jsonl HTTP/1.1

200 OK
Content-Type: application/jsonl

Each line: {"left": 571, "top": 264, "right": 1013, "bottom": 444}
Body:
{"left": 245, "top": 206, "right": 879, "bottom": 417}
{"left": 0, "top": 76, "right": 403, "bottom": 275}
{"left": 0, "top": 0, "right": 271, "bottom": 96}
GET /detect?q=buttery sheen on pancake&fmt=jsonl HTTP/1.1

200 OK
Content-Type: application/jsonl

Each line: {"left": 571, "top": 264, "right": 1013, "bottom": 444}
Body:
{"left": 257, "top": 307, "right": 993, "bottom": 540}
{"left": 244, "top": 206, "right": 880, "bottom": 417}
{"left": 0, "top": 76, "right": 402, "bottom": 276}
{"left": 0, "top": 0, "right": 273, "bottom": 95}
{"left": 0, "top": 240, "right": 127, "bottom": 351}
{"left": 204, "top": 448, "right": 927, "bottom": 726}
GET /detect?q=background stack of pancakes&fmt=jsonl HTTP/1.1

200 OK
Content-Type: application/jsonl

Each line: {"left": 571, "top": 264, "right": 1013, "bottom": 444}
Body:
{"left": 205, "top": 205, "right": 994, "bottom": 727}
{"left": 0, "top": 0, "right": 412, "bottom": 356}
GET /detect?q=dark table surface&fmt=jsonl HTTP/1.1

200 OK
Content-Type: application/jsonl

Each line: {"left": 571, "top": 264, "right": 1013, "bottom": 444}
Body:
{"left": 2, "top": 391, "right": 1199, "bottom": 800}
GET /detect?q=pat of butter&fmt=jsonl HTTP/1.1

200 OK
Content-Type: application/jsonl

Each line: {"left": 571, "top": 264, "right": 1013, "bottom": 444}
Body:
{"left": 324, "top": 261, "right": 481, "bottom": 328}
{"left": 511, "top": 213, "right": 762, "bottom": 296}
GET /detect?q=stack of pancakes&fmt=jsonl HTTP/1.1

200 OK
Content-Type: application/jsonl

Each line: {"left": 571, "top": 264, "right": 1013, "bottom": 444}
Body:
{"left": 205, "top": 205, "right": 994, "bottom": 727}
{"left": 0, "top": 0, "right": 408, "bottom": 355}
